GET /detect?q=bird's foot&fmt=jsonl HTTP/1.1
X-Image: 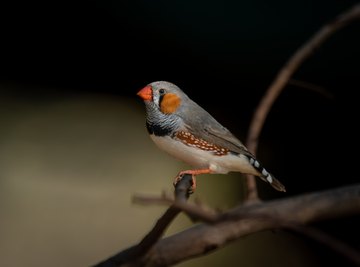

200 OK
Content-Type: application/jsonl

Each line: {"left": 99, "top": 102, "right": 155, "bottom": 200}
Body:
{"left": 173, "top": 172, "right": 197, "bottom": 194}
{"left": 173, "top": 169, "right": 211, "bottom": 194}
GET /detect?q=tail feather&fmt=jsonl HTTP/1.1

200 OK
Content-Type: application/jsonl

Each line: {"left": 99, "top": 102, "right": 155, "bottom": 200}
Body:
{"left": 247, "top": 156, "right": 286, "bottom": 192}
{"left": 259, "top": 174, "right": 286, "bottom": 192}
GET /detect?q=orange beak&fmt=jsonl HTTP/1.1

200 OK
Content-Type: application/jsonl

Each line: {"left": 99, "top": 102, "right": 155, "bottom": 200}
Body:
{"left": 137, "top": 85, "right": 153, "bottom": 101}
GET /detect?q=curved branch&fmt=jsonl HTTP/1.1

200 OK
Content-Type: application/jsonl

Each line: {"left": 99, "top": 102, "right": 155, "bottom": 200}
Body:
{"left": 245, "top": 3, "right": 360, "bottom": 200}
{"left": 136, "top": 184, "right": 360, "bottom": 267}
{"left": 93, "top": 184, "right": 360, "bottom": 267}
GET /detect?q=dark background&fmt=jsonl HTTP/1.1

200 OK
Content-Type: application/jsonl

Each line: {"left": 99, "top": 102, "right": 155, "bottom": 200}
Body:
{"left": 1, "top": 1, "right": 360, "bottom": 266}
{"left": 2, "top": 0, "right": 360, "bottom": 193}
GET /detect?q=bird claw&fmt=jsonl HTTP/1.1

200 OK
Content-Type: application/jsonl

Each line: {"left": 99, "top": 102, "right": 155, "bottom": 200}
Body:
{"left": 173, "top": 173, "right": 197, "bottom": 194}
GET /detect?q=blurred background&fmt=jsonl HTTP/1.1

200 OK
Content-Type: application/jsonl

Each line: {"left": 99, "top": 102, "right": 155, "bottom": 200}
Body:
{"left": 1, "top": 1, "right": 359, "bottom": 266}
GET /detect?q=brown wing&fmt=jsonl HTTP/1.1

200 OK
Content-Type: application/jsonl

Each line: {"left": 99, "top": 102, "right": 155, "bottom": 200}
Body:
{"left": 188, "top": 122, "right": 253, "bottom": 156}
{"left": 179, "top": 98, "right": 254, "bottom": 157}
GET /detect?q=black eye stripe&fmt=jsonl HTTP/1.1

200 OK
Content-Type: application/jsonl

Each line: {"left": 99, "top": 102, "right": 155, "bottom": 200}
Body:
{"left": 159, "top": 94, "right": 164, "bottom": 106}
{"left": 158, "top": 89, "right": 166, "bottom": 106}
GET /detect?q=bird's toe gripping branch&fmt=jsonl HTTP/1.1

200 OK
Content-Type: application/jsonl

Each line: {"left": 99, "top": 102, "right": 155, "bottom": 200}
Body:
{"left": 173, "top": 169, "right": 212, "bottom": 194}
{"left": 173, "top": 173, "right": 196, "bottom": 194}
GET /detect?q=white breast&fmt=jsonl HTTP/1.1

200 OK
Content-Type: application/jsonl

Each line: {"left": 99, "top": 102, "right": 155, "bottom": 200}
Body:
{"left": 149, "top": 134, "right": 257, "bottom": 175}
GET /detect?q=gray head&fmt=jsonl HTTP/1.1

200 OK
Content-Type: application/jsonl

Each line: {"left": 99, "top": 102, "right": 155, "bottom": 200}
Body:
{"left": 137, "top": 81, "right": 192, "bottom": 135}
{"left": 137, "top": 81, "right": 191, "bottom": 115}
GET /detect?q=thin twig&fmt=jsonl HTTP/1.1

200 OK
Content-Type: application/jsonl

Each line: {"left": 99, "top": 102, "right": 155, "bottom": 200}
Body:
{"left": 93, "top": 174, "right": 194, "bottom": 267}
{"left": 289, "top": 79, "right": 334, "bottom": 99}
{"left": 134, "top": 194, "right": 219, "bottom": 223}
{"left": 245, "top": 3, "right": 360, "bottom": 201}
{"left": 132, "top": 175, "right": 193, "bottom": 254}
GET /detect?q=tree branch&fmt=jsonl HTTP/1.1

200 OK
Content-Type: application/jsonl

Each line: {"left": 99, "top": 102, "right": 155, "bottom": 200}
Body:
{"left": 93, "top": 174, "right": 194, "bottom": 267}
{"left": 140, "top": 184, "right": 360, "bottom": 267}
{"left": 94, "top": 184, "right": 360, "bottom": 267}
{"left": 245, "top": 3, "right": 360, "bottom": 201}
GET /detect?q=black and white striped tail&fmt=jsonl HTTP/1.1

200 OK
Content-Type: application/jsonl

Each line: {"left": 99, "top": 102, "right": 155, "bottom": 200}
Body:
{"left": 248, "top": 156, "right": 286, "bottom": 192}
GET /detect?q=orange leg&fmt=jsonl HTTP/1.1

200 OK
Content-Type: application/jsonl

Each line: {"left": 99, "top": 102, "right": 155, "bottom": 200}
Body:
{"left": 173, "top": 169, "right": 212, "bottom": 192}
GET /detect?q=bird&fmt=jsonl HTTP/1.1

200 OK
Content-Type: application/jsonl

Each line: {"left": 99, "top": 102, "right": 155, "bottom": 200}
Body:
{"left": 137, "top": 81, "right": 286, "bottom": 192}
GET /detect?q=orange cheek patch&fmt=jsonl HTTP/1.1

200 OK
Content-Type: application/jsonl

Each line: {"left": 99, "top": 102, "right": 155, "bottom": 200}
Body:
{"left": 160, "top": 93, "right": 181, "bottom": 114}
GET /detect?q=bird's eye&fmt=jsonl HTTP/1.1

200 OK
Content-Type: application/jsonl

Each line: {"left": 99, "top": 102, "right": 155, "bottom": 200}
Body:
{"left": 159, "top": 88, "right": 166, "bottom": 95}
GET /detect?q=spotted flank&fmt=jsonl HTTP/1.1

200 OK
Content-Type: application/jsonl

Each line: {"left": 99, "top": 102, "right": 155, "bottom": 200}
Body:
{"left": 174, "top": 131, "right": 229, "bottom": 156}
{"left": 247, "top": 155, "right": 286, "bottom": 192}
